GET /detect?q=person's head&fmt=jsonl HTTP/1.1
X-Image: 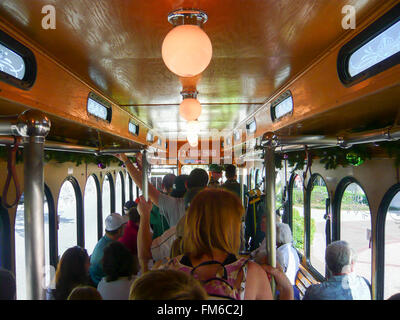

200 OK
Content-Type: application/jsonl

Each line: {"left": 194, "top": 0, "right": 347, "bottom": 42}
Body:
{"left": 225, "top": 164, "right": 237, "bottom": 180}
{"left": 170, "top": 174, "right": 189, "bottom": 198}
{"left": 276, "top": 223, "right": 293, "bottom": 247}
{"left": 325, "top": 240, "right": 356, "bottom": 275}
{"left": 209, "top": 164, "right": 223, "bottom": 181}
{"left": 124, "top": 201, "right": 140, "bottom": 225}
{"left": 55, "top": 246, "right": 90, "bottom": 300}
{"left": 388, "top": 293, "right": 400, "bottom": 300}
{"left": 105, "top": 213, "right": 128, "bottom": 239}
{"left": 183, "top": 188, "right": 244, "bottom": 259}
{"left": 162, "top": 174, "right": 177, "bottom": 194}
{"left": 186, "top": 168, "right": 209, "bottom": 189}
{"left": 123, "top": 200, "right": 136, "bottom": 216}
{"left": 129, "top": 269, "right": 207, "bottom": 300}
{"left": 67, "top": 286, "right": 103, "bottom": 300}
{"left": 102, "top": 242, "right": 135, "bottom": 282}
{"left": 0, "top": 268, "right": 16, "bottom": 300}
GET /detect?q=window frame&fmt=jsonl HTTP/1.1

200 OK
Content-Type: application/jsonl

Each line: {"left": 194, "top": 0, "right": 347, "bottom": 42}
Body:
{"left": 270, "top": 91, "right": 294, "bottom": 122}
{"left": 0, "top": 30, "right": 37, "bottom": 90}
{"left": 87, "top": 92, "right": 112, "bottom": 123}
{"left": 376, "top": 183, "right": 400, "bottom": 300}
{"left": 337, "top": 3, "right": 400, "bottom": 87}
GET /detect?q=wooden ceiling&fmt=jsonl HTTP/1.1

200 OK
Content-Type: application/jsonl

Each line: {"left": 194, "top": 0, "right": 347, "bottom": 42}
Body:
{"left": 0, "top": 0, "right": 392, "bottom": 141}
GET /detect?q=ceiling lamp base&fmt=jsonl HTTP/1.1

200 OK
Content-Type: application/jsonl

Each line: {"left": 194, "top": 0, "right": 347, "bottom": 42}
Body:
{"left": 168, "top": 9, "right": 208, "bottom": 27}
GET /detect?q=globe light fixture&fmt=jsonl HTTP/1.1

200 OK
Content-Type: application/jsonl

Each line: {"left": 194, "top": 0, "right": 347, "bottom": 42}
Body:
{"left": 179, "top": 90, "right": 202, "bottom": 121}
{"left": 162, "top": 9, "right": 212, "bottom": 77}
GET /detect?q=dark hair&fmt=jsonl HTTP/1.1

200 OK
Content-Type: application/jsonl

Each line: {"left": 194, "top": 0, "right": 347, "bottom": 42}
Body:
{"left": 102, "top": 242, "right": 134, "bottom": 282}
{"left": 225, "top": 164, "right": 237, "bottom": 179}
{"left": 54, "top": 246, "right": 89, "bottom": 300}
{"left": 128, "top": 206, "right": 140, "bottom": 224}
{"left": 187, "top": 169, "right": 209, "bottom": 189}
{"left": 162, "top": 174, "right": 176, "bottom": 192}
{"left": 67, "top": 286, "right": 103, "bottom": 300}
{"left": 170, "top": 174, "right": 189, "bottom": 198}
{"left": 0, "top": 268, "right": 16, "bottom": 300}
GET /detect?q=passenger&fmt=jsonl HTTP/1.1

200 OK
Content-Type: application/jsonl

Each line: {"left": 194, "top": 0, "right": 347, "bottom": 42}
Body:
{"left": 67, "top": 286, "right": 103, "bottom": 300}
{"left": 89, "top": 213, "right": 128, "bottom": 286}
{"left": 97, "top": 242, "right": 137, "bottom": 300}
{"left": 129, "top": 269, "right": 208, "bottom": 300}
{"left": 160, "top": 188, "right": 274, "bottom": 300}
{"left": 149, "top": 174, "right": 175, "bottom": 239}
{"left": 0, "top": 268, "right": 16, "bottom": 300}
{"left": 208, "top": 164, "right": 223, "bottom": 187}
{"left": 49, "top": 246, "right": 90, "bottom": 300}
{"left": 222, "top": 164, "right": 247, "bottom": 198}
{"left": 303, "top": 240, "right": 371, "bottom": 300}
{"left": 388, "top": 293, "right": 400, "bottom": 300}
{"left": 170, "top": 174, "right": 189, "bottom": 198}
{"left": 119, "top": 203, "right": 141, "bottom": 274}
{"left": 116, "top": 153, "right": 207, "bottom": 227}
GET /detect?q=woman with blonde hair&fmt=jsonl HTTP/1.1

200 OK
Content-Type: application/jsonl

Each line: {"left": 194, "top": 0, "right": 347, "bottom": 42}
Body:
{"left": 153, "top": 188, "right": 274, "bottom": 300}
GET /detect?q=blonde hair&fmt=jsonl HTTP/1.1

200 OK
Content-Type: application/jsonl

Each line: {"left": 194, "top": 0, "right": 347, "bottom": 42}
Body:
{"left": 129, "top": 269, "right": 207, "bottom": 300}
{"left": 183, "top": 188, "right": 244, "bottom": 259}
{"left": 67, "top": 286, "right": 102, "bottom": 300}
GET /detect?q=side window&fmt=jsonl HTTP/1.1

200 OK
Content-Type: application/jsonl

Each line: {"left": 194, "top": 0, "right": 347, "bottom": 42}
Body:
{"left": 309, "top": 175, "right": 329, "bottom": 276}
{"left": 291, "top": 174, "right": 305, "bottom": 254}
{"left": 125, "top": 171, "right": 131, "bottom": 203}
{"left": 102, "top": 174, "right": 112, "bottom": 221}
{"left": 15, "top": 190, "right": 52, "bottom": 300}
{"left": 115, "top": 172, "right": 124, "bottom": 215}
{"left": 275, "top": 169, "right": 285, "bottom": 212}
{"left": 384, "top": 190, "right": 400, "bottom": 299}
{"left": 84, "top": 175, "right": 99, "bottom": 255}
{"left": 57, "top": 179, "right": 79, "bottom": 258}
{"left": 339, "top": 181, "right": 371, "bottom": 282}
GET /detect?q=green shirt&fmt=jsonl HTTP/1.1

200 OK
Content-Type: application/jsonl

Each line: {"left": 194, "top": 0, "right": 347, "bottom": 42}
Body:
{"left": 150, "top": 205, "right": 170, "bottom": 239}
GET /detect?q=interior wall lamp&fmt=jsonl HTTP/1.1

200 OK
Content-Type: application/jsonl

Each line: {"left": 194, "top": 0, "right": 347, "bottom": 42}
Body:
{"left": 162, "top": 9, "right": 212, "bottom": 77}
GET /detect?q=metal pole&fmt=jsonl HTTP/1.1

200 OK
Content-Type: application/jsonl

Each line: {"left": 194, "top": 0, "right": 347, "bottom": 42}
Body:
{"left": 142, "top": 149, "right": 149, "bottom": 201}
{"left": 18, "top": 110, "right": 50, "bottom": 300}
{"left": 264, "top": 135, "right": 276, "bottom": 297}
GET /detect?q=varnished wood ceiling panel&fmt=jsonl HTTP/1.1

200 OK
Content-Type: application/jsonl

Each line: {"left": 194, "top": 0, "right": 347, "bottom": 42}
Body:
{"left": 0, "top": 0, "right": 389, "bottom": 138}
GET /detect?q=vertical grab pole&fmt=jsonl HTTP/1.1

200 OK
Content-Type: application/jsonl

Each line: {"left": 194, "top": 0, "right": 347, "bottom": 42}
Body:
{"left": 19, "top": 110, "right": 51, "bottom": 300}
{"left": 264, "top": 134, "right": 276, "bottom": 297}
{"left": 142, "top": 149, "right": 149, "bottom": 201}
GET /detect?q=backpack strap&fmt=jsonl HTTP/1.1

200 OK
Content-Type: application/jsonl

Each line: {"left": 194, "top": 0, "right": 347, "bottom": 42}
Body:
{"left": 191, "top": 260, "right": 228, "bottom": 280}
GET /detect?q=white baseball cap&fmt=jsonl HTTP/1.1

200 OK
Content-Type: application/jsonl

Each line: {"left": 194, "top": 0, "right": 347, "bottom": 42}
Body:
{"left": 105, "top": 213, "right": 129, "bottom": 232}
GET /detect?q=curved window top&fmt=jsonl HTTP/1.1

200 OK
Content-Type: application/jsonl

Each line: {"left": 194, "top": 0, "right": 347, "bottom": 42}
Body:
{"left": 87, "top": 92, "right": 112, "bottom": 122}
{"left": 0, "top": 30, "right": 36, "bottom": 90}
{"left": 246, "top": 118, "right": 257, "bottom": 134}
{"left": 338, "top": 4, "right": 400, "bottom": 86}
{"left": 271, "top": 91, "right": 293, "bottom": 122}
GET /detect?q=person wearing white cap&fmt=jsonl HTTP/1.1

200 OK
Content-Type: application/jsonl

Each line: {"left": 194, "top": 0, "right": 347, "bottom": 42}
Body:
{"left": 89, "top": 213, "right": 128, "bottom": 286}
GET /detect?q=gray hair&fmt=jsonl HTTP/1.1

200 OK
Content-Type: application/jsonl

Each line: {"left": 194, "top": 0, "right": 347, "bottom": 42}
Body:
{"left": 276, "top": 223, "right": 293, "bottom": 246}
{"left": 325, "top": 240, "right": 357, "bottom": 274}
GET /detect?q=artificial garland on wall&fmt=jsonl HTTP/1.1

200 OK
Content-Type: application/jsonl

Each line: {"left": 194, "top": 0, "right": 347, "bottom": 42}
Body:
{"left": 0, "top": 147, "right": 136, "bottom": 168}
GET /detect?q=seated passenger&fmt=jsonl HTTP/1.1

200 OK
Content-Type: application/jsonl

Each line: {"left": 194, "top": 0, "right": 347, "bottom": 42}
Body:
{"left": 97, "top": 242, "right": 137, "bottom": 300}
{"left": 119, "top": 202, "right": 140, "bottom": 260}
{"left": 89, "top": 213, "right": 128, "bottom": 286}
{"left": 129, "top": 269, "right": 207, "bottom": 300}
{"left": 159, "top": 188, "right": 274, "bottom": 300}
{"left": 49, "top": 246, "right": 90, "bottom": 300}
{"left": 303, "top": 240, "right": 371, "bottom": 300}
{"left": 67, "top": 286, "right": 103, "bottom": 300}
{"left": 0, "top": 268, "right": 16, "bottom": 300}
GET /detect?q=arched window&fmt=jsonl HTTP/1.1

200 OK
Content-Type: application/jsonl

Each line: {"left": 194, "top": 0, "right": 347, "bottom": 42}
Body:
{"left": 84, "top": 175, "right": 100, "bottom": 255}
{"left": 307, "top": 174, "right": 330, "bottom": 277}
{"left": 57, "top": 178, "right": 82, "bottom": 258}
{"left": 335, "top": 178, "right": 371, "bottom": 282}
{"left": 290, "top": 174, "right": 305, "bottom": 255}
{"left": 125, "top": 171, "right": 131, "bottom": 203}
{"left": 115, "top": 172, "right": 124, "bottom": 215}
{"left": 275, "top": 169, "right": 285, "bottom": 212}
{"left": 15, "top": 186, "right": 54, "bottom": 300}
{"left": 102, "top": 173, "right": 115, "bottom": 222}
{"left": 376, "top": 184, "right": 400, "bottom": 300}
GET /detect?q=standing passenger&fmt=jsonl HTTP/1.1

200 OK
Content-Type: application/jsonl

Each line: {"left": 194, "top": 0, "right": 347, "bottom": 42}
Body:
{"left": 89, "top": 213, "right": 128, "bottom": 286}
{"left": 222, "top": 164, "right": 247, "bottom": 198}
{"left": 208, "top": 164, "right": 223, "bottom": 187}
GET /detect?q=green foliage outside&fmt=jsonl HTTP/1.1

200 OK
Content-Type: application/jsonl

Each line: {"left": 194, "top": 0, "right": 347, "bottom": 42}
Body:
{"left": 292, "top": 207, "right": 315, "bottom": 252}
